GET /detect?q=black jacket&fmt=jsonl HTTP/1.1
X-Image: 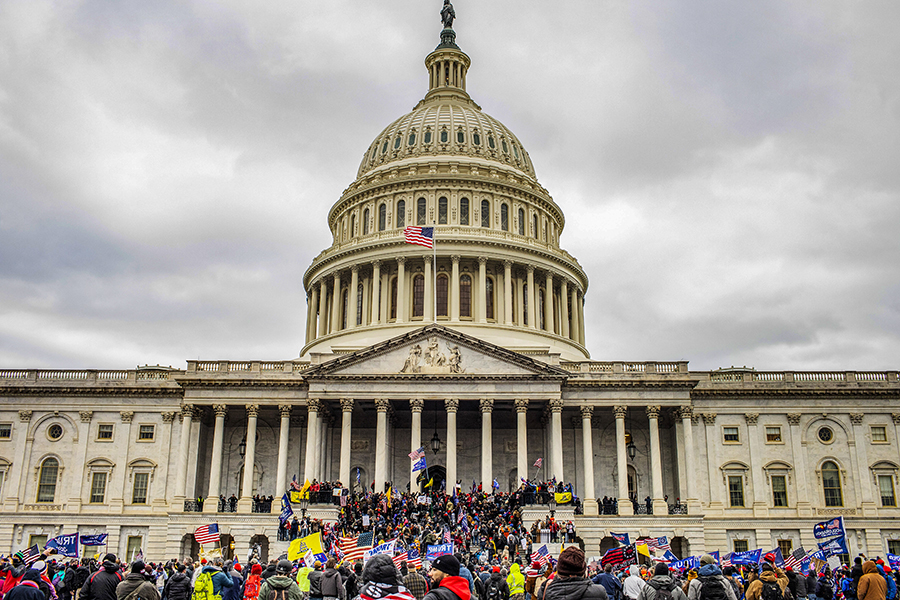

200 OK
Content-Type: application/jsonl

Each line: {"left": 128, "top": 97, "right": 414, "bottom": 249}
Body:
{"left": 115, "top": 573, "right": 160, "bottom": 600}
{"left": 485, "top": 573, "right": 510, "bottom": 600}
{"left": 541, "top": 577, "right": 608, "bottom": 600}
{"left": 81, "top": 562, "right": 123, "bottom": 600}
{"left": 164, "top": 573, "right": 192, "bottom": 600}
{"left": 6, "top": 581, "right": 46, "bottom": 600}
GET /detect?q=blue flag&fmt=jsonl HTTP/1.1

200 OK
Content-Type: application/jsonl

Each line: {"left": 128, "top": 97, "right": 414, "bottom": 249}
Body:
{"left": 412, "top": 457, "right": 426, "bottom": 472}
{"left": 709, "top": 550, "right": 720, "bottom": 564}
{"left": 730, "top": 549, "right": 763, "bottom": 565}
{"left": 280, "top": 493, "right": 294, "bottom": 523}
{"left": 813, "top": 516, "right": 845, "bottom": 540}
{"left": 610, "top": 533, "right": 630, "bottom": 546}
{"left": 818, "top": 535, "right": 848, "bottom": 557}
{"left": 767, "top": 547, "right": 785, "bottom": 567}
{"left": 80, "top": 534, "right": 108, "bottom": 546}
{"left": 662, "top": 550, "right": 679, "bottom": 562}
{"left": 426, "top": 544, "right": 454, "bottom": 561}
{"left": 46, "top": 533, "right": 79, "bottom": 558}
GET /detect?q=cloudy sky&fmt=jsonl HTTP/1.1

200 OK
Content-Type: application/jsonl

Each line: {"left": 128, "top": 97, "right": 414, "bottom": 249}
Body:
{"left": 1, "top": 1, "right": 898, "bottom": 371}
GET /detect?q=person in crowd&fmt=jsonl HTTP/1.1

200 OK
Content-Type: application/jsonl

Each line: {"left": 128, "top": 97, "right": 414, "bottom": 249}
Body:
{"left": 637, "top": 564, "right": 686, "bottom": 600}
{"left": 308, "top": 562, "right": 324, "bottom": 600}
{"left": 115, "top": 561, "right": 159, "bottom": 600}
{"left": 623, "top": 566, "right": 646, "bottom": 600}
{"left": 506, "top": 565, "right": 523, "bottom": 600}
{"left": 358, "top": 555, "right": 415, "bottom": 600}
{"left": 164, "top": 565, "right": 192, "bottom": 600}
{"left": 258, "top": 561, "right": 302, "bottom": 600}
{"left": 295, "top": 563, "right": 312, "bottom": 600}
{"left": 243, "top": 564, "right": 263, "bottom": 600}
{"left": 6, "top": 570, "right": 46, "bottom": 600}
{"left": 319, "top": 560, "right": 343, "bottom": 600}
{"left": 687, "top": 555, "right": 737, "bottom": 600}
{"left": 424, "top": 556, "right": 470, "bottom": 600}
{"left": 744, "top": 564, "right": 787, "bottom": 600}
{"left": 591, "top": 565, "right": 622, "bottom": 600}
{"left": 485, "top": 567, "right": 509, "bottom": 600}
{"left": 403, "top": 564, "right": 428, "bottom": 600}
{"left": 80, "top": 555, "right": 122, "bottom": 600}
{"left": 537, "top": 547, "right": 605, "bottom": 600}
{"left": 221, "top": 562, "right": 243, "bottom": 600}
{"left": 858, "top": 562, "right": 887, "bottom": 600}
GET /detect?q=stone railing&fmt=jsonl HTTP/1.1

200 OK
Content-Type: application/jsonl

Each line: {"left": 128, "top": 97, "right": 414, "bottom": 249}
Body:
{"left": 0, "top": 369, "right": 178, "bottom": 384}
{"left": 560, "top": 361, "right": 690, "bottom": 375}
{"left": 706, "top": 370, "right": 899, "bottom": 384}
{"left": 185, "top": 361, "right": 299, "bottom": 374}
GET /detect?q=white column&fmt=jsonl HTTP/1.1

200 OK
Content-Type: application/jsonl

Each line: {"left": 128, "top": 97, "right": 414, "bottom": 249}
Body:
{"left": 239, "top": 404, "right": 259, "bottom": 512}
{"left": 374, "top": 399, "right": 390, "bottom": 492}
{"left": 275, "top": 405, "right": 291, "bottom": 497}
{"left": 371, "top": 260, "right": 381, "bottom": 324}
{"left": 330, "top": 271, "right": 341, "bottom": 332}
{"left": 581, "top": 405, "right": 597, "bottom": 515}
{"left": 614, "top": 405, "right": 633, "bottom": 515}
{"left": 647, "top": 405, "right": 667, "bottom": 515}
{"left": 478, "top": 257, "right": 488, "bottom": 323}
{"left": 338, "top": 399, "right": 353, "bottom": 486}
{"left": 204, "top": 404, "right": 228, "bottom": 513}
{"left": 515, "top": 399, "right": 528, "bottom": 483}
{"left": 446, "top": 398, "right": 459, "bottom": 488}
{"left": 569, "top": 286, "right": 579, "bottom": 342}
{"left": 410, "top": 399, "right": 424, "bottom": 489}
{"left": 504, "top": 260, "right": 513, "bottom": 325}
{"left": 450, "top": 255, "right": 460, "bottom": 321}
{"left": 679, "top": 406, "right": 702, "bottom": 514}
{"left": 318, "top": 280, "right": 328, "bottom": 337}
{"left": 544, "top": 271, "right": 554, "bottom": 332}
{"left": 560, "top": 279, "right": 570, "bottom": 339}
{"left": 395, "top": 257, "right": 406, "bottom": 322}
{"left": 304, "top": 399, "right": 320, "bottom": 481}
{"left": 424, "top": 256, "right": 433, "bottom": 321}
{"left": 175, "top": 404, "right": 193, "bottom": 502}
{"left": 526, "top": 266, "right": 536, "bottom": 328}
{"left": 549, "top": 399, "right": 564, "bottom": 481}
{"left": 480, "top": 398, "right": 493, "bottom": 490}
{"left": 578, "top": 290, "right": 586, "bottom": 345}
{"left": 306, "top": 287, "right": 318, "bottom": 343}
{"left": 348, "top": 266, "right": 359, "bottom": 328}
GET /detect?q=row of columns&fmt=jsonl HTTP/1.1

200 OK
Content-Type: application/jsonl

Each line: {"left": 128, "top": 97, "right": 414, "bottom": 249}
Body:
{"left": 305, "top": 257, "right": 587, "bottom": 345}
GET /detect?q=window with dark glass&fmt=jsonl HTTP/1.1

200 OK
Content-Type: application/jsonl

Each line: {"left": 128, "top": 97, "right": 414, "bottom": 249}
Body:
{"left": 728, "top": 475, "right": 745, "bottom": 507}
{"left": 37, "top": 458, "right": 58, "bottom": 503}
{"left": 379, "top": 204, "right": 386, "bottom": 231}
{"left": 356, "top": 284, "right": 364, "bottom": 325}
{"left": 488, "top": 135, "right": 495, "bottom": 149}
{"left": 90, "top": 472, "right": 107, "bottom": 504}
{"left": 397, "top": 200, "right": 406, "bottom": 228}
{"left": 822, "top": 461, "right": 843, "bottom": 506}
{"left": 879, "top": 475, "right": 896, "bottom": 506}
{"left": 481, "top": 200, "right": 490, "bottom": 227}
{"left": 363, "top": 208, "right": 370, "bottom": 235}
{"left": 473, "top": 132, "right": 481, "bottom": 145}
{"left": 413, "top": 275, "right": 425, "bottom": 318}
{"left": 440, "top": 130, "right": 448, "bottom": 143}
{"left": 439, "top": 197, "right": 448, "bottom": 224}
{"left": 518, "top": 208, "right": 525, "bottom": 235}
{"left": 733, "top": 540, "right": 749, "bottom": 553}
{"left": 390, "top": 278, "right": 398, "bottom": 320}
{"left": 872, "top": 426, "right": 888, "bottom": 442}
{"left": 486, "top": 278, "right": 494, "bottom": 320}
{"left": 394, "top": 136, "right": 401, "bottom": 149}
{"left": 502, "top": 140, "right": 508, "bottom": 153}
{"left": 132, "top": 472, "right": 149, "bottom": 504}
{"left": 341, "top": 289, "right": 348, "bottom": 329}
{"left": 513, "top": 144, "right": 519, "bottom": 158}
{"left": 417, "top": 198, "right": 427, "bottom": 225}
{"left": 0, "top": 424, "right": 10, "bottom": 439}
{"left": 460, "top": 198, "right": 470, "bottom": 225}
{"left": 538, "top": 289, "right": 545, "bottom": 329}
{"left": 723, "top": 427, "right": 740, "bottom": 443}
{"left": 436, "top": 275, "right": 449, "bottom": 317}
{"left": 138, "top": 425, "right": 154, "bottom": 440}
{"left": 350, "top": 214, "right": 356, "bottom": 238}
{"left": 777, "top": 540, "right": 793, "bottom": 557}
{"left": 382, "top": 140, "right": 388, "bottom": 154}
{"left": 457, "top": 131, "right": 465, "bottom": 144}
{"left": 97, "top": 424, "right": 114, "bottom": 440}
{"left": 523, "top": 283, "right": 528, "bottom": 326}
{"left": 766, "top": 427, "right": 782, "bottom": 443}
{"left": 409, "top": 132, "right": 416, "bottom": 146}
{"left": 424, "top": 130, "right": 432, "bottom": 144}
{"left": 459, "top": 275, "right": 472, "bottom": 317}
{"left": 772, "top": 475, "right": 788, "bottom": 507}
{"left": 532, "top": 214, "right": 538, "bottom": 238}
{"left": 501, "top": 204, "right": 508, "bottom": 231}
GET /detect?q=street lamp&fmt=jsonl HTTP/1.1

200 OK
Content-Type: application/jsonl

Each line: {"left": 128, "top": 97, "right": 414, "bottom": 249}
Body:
{"left": 299, "top": 496, "right": 309, "bottom": 519}
{"left": 430, "top": 429, "right": 441, "bottom": 454}
{"left": 239, "top": 435, "right": 247, "bottom": 460}
{"left": 549, "top": 497, "right": 557, "bottom": 519}
{"left": 627, "top": 439, "right": 636, "bottom": 460}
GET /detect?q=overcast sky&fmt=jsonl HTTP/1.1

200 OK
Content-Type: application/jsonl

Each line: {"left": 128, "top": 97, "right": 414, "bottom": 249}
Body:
{"left": 1, "top": 1, "right": 898, "bottom": 372}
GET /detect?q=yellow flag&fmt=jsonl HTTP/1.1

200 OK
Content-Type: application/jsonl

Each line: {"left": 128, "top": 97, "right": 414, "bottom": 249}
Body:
{"left": 425, "top": 477, "right": 433, "bottom": 488}
{"left": 387, "top": 486, "right": 392, "bottom": 508}
{"left": 300, "top": 479, "right": 312, "bottom": 498}
{"left": 554, "top": 492, "right": 573, "bottom": 504}
{"left": 288, "top": 532, "right": 325, "bottom": 561}
{"left": 637, "top": 544, "right": 650, "bottom": 557}
{"left": 290, "top": 491, "right": 302, "bottom": 503}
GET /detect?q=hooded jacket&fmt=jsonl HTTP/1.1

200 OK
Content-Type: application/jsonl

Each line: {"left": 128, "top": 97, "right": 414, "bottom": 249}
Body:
{"left": 541, "top": 576, "right": 607, "bottom": 600}
{"left": 638, "top": 576, "right": 688, "bottom": 600}
{"left": 80, "top": 562, "right": 123, "bottom": 600}
{"left": 745, "top": 570, "right": 788, "bottom": 600}
{"left": 5, "top": 572, "right": 45, "bottom": 600}
{"left": 858, "top": 562, "right": 887, "bottom": 600}
{"left": 258, "top": 575, "right": 303, "bottom": 600}
{"left": 115, "top": 573, "right": 160, "bottom": 600}
{"left": 623, "top": 567, "right": 646, "bottom": 600}
{"left": 688, "top": 565, "right": 738, "bottom": 600}
{"left": 877, "top": 565, "right": 896, "bottom": 600}
{"left": 424, "top": 576, "right": 472, "bottom": 600}
{"left": 487, "top": 572, "right": 510, "bottom": 600}
{"left": 507, "top": 566, "right": 525, "bottom": 596}
{"left": 163, "top": 572, "right": 191, "bottom": 600}
{"left": 319, "top": 568, "right": 344, "bottom": 600}
{"left": 200, "top": 567, "right": 235, "bottom": 599}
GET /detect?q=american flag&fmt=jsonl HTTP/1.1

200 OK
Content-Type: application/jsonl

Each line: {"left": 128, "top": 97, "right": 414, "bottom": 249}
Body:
{"left": 721, "top": 553, "right": 733, "bottom": 568}
{"left": 601, "top": 545, "right": 637, "bottom": 568}
{"left": 16, "top": 544, "right": 41, "bottom": 565}
{"left": 338, "top": 531, "right": 374, "bottom": 562}
{"left": 533, "top": 458, "right": 543, "bottom": 468}
{"left": 290, "top": 475, "right": 302, "bottom": 491}
{"left": 194, "top": 523, "right": 220, "bottom": 546}
{"left": 404, "top": 226, "right": 434, "bottom": 248}
{"left": 392, "top": 552, "right": 408, "bottom": 567}
{"left": 407, "top": 547, "right": 422, "bottom": 569}
{"left": 442, "top": 528, "right": 451, "bottom": 544}
{"left": 784, "top": 547, "right": 807, "bottom": 570}
{"left": 531, "top": 544, "right": 550, "bottom": 567}
{"left": 408, "top": 447, "right": 425, "bottom": 460}
{"left": 649, "top": 536, "right": 671, "bottom": 552}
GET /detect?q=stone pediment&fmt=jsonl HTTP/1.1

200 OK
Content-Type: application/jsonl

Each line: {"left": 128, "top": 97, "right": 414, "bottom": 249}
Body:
{"left": 302, "top": 325, "right": 568, "bottom": 379}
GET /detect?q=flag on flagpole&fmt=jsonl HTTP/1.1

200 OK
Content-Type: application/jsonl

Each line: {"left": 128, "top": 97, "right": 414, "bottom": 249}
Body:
{"left": 784, "top": 547, "right": 808, "bottom": 571}
{"left": 424, "top": 477, "right": 433, "bottom": 488}
{"left": 194, "top": 524, "right": 220, "bottom": 546}
{"left": 404, "top": 226, "right": 434, "bottom": 248}
{"left": 533, "top": 458, "right": 543, "bottom": 468}
{"left": 290, "top": 475, "right": 302, "bottom": 491}
{"left": 610, "top": 533, "right": 630, "bottom": 546}
{"left": 412, "top": 457, "right": 426, "bottom": 472}
{"left": 530, "top": 544, "right": 550, "bottom": 567}
{"left": 407, "top": 547, "right": 422, "bottom": 569}
{"left": 409, "top": 447, "right": 425, "bottom": 460}
{"left": 337, "top": 532, "right": 375, "bottom": 562}
{"left": 15, "top": 545, "right": 41, "bottom": 566}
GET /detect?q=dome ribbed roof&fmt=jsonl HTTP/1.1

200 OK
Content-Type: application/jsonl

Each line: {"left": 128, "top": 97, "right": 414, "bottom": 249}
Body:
{"left": 357, "top": 100, "right": 537, "bottom": 180}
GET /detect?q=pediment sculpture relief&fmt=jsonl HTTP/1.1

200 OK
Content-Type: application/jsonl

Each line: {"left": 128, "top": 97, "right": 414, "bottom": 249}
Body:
{"left": 400, "top": 336, "right": 464, "bottom": 374}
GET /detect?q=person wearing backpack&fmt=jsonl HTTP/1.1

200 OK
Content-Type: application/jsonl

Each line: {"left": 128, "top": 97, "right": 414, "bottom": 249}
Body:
{"left": 485, "top": 567, "right": 509, "bottom": 600}
{"left": 80, "top": 555, "right": 123, "bottom": 600}
{"left": 638, "top": 564, "right": 688, "bottom": 600}
{"left": 876, "top": 564, "right": 896, "bottom": 600}
{"left": 241, "top": 565, "right": 262, "bottom": 600}
{"left": 687, "top": 555, "right": 737, "bottom": 600}
{"left": 816, "top": 571, "right": 833, "bottom": 600}
{"left": 507, "top": 565, "right": 524, "bottom": 600}
{"left": 194, "top": 560, "right": 234, "bottom": 600}
{"left": 319, "top": 561, "right": 344, "bottom": 600}
{"left": 538, "top": 548, "right": 606, "bottom": 600}
{"left": 163, "top": 565, "right": 191, "bottom": 600}
{"left": 115, "top": 562, "right": 160, "bottom": 600}
{"left": 257, "top": 562, "right": 302, "bottom": 600}
{"left": 744, "top": 564, "right": 787, "bottom": 600}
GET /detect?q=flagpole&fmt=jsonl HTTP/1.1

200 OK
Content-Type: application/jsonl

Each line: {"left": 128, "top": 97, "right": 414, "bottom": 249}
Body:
{"left": 433, "top": 219, "right": 437, "bottom": 324}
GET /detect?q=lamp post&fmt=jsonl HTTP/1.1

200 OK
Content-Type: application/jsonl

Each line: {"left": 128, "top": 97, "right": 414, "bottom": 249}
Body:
{"left": 299, "top": 496, "right": 308, "bottom": 519}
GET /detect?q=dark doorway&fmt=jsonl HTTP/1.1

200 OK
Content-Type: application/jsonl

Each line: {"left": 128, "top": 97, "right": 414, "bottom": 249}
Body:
{"left": 416, "top": 465, "right": 447, "bottom": 493}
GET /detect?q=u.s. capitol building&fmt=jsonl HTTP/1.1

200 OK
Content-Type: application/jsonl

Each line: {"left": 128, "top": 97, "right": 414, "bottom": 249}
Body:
{"left": 2, "top": 7, "right": 899, "bottom": 564}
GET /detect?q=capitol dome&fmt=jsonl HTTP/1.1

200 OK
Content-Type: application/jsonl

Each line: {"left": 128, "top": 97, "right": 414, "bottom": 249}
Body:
{"left": 301, "top": 24, "right": 590, "bottom": 362}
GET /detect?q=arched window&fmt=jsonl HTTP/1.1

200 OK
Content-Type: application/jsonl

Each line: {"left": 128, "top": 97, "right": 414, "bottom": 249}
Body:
{"left": 481, "top": 200, "right": 490, "bottom": 228}
{"left": 350, "top": 214, "right": 356, "bottom": 238}
{"left": 378, "top": 204, "right": 386, "bottom": 231}
{"left": 459, "top": 274, "right": 472, "bottom": 318}
{"left": 532, "top": 214, "right": 538, "bottom": 238}
{"left": 37, "top": 457, "right": 59, "bottom": 503}
{"left": 436, "top": 274, "right": 449, "bottom": 317}
{"left": 538, "top": 287, "right": 545, "bottom": 329}
{"left": 500, "top": 204, "right": 509, "bottom": 231}
{"left": 518, "top": 208, "right": 525, "bottom": 235}
{"left": 417, "top": 198, "right": 427, "bottom": 225}
{"left": 523, "top": 283, "right": 528, "bottom": 326}
{"left": 544, "top": 222, "right": 548, "bottom": 241}
{"left": 396, "top": 200, "right": 406, "bottom": 228}
{"left": 822, "top": 461, "right": 843, "bottom": 507}
{"left": 438, "top": 197, "right": 448, "bottom": 224}
{"left": 412, "top": 274, "right": 425, "bottom": 318}
{"left": 356, "top": 284, "right": 364, "bottom": 326}
{"left": 363, "top": 208, "right": 370, "bottom": 235}
{"left": 341, "top": 289, "right": 348, "bottom": 330}
{"left": 390, "top": 278, "right": 398, "bottom": 320}
{"left": 460, "top": 198, "right": 470, "bottom": 225}
{"left": 486, "top": 277, "right": 495, "bottom": 320}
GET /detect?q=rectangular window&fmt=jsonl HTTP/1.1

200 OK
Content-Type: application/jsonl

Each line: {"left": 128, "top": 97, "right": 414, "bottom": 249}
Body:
{"left": 0, "top": 424, "right": 11, "bottom": 439}
{"left": 126, "top": 536, "right": 142, "bottom": 562}
{"left": 138, "top": 425, "right": 155, "bottom": 441}
{"left": 728, "top": 476, "right": 745, "bottom": 507}
{"left": 460, "top": 198, "right": 469, "bottom": 225}
{"left": 777, "top": 539, "right": 793, "bottom": 557}
{"left": 436, "top": 276, "right": 448, "bottom": 317}
{"left": 889, "top": 540, "right": 900, "bottom": 555}
{"left": 132, "top": 472, "right": 149, "bottom": 504}
{"left": 723, "top": 427, "right": 740, "bottom": 443}
{"left": 879, "top": 475, "right": 896, "bottom": 507}
{"left": 29, "top": 535, "right": 48, "bottom": 549}
{"left": 90, "top": 472, "right": 107, "bottom": 504}
{"left": 97, "top": 424, "right": 114, "bottom": 440}
{"left": 733, "top": 539, "right": 749, "bottom": 553}
{"left": 765, "top": 426, "right": 782, "bottom": 443}
{"left": 871, "top": 426, "right": 888, "bottom": 443}
{"left": 772, "top": 475, "right": 788, "bottom": 507}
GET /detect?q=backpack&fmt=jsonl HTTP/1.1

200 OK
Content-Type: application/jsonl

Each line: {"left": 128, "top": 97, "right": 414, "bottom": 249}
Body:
{"left": 761, "top": 581, "right": 783, "bottom": 600}
{"left": 267, "top": 589, "right": 288, "bottom": 600}
{"left": 487, "top": 579, "right": 502, "bottom": 600}
{"left": 651, "top": 582, "right": 675, "bottom": 600}
{"left": 192, "top": 572, "right": 216, "bottom": 600}
{"left": 819, "top": 581, "right": 833, "bottom": 600}
{"left": 243, "top": 576, "right": 260, "bottom": 600}
{"left": 699, "top": 576, "right": 729, "bottom": 600}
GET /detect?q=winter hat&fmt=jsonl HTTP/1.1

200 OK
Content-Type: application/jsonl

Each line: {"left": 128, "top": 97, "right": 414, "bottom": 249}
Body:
{"left": 362, "top": 554, "right": 400, "bottom": 585}
{"left": 654, "top": 563, "right": 670, "bottom": 576}
{"left": 431, "top": 554, "right": 461, "bottom": 578}
{"left": 556, "top": 547, "right": 586, "bottom": 577}
{"left": 699, "top": 554, "right": 716, "bottom": 566}
{"left": 32, "top": 561, "right": 47, "bottom": 574}
{"left": 761, "top": 563, "right": 775, "bottom": 572}
{"left": 493, "top": 566, "right": 501, "bottom": 573}
{"left": 103, "top": 554, "right": 117, "bottom": 564}
{"left": 532, "top": 561, "right": 542, "bottom": 570}
{"left": 251, "top": 564, "right": 262, "bottom": 576}
{"left": 22, "top": 570, "right": 41, "bottom": 583}
{"left": 132, "top": 561, "right": 145, "bottom": 574}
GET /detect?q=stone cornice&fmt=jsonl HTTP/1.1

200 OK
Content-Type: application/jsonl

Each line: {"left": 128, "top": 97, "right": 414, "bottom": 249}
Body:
{"left": 563, "top": 379, "right": 698, "bottom": 390}
{"left": 692, "top": 387, "right": 900, "bottom": 399}
{"left": 172, "top": 378, "right": 307, "bottom": 390}
{"left": 0, "top": 386, "right": 183, "bottom": 397}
